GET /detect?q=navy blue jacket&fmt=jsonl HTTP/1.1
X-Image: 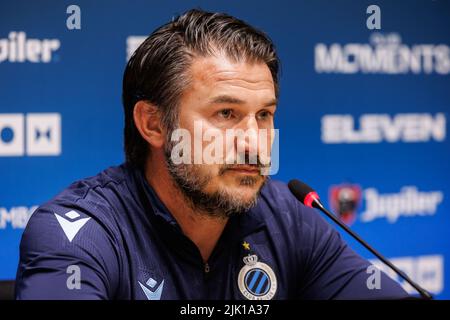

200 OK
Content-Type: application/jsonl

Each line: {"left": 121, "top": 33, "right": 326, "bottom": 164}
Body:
{"left": 15, "top": 164, "right": 409, "bottom": 300}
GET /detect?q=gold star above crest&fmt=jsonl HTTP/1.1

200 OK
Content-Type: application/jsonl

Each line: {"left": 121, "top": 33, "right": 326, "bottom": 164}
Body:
{"left": 242, "top": 241, "right": 251, "bottom": 251}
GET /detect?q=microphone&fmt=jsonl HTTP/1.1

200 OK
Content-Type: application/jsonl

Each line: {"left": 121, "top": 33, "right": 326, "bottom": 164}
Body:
{"left": 288, "top": 179, "right": 433, "bottom": 300}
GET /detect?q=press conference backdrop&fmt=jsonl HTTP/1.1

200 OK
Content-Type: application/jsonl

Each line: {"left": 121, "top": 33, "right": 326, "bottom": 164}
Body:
{"left": 1, "top": 0, "right": 449, "bottom": 299}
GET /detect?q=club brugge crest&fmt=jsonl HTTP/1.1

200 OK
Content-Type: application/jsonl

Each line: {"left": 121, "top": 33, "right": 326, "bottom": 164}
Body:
{"left": 238, "top": 254, "right": 277, "bottom": 300}
{"left": 329, "top": 184, "right": 362, "bottom": 225}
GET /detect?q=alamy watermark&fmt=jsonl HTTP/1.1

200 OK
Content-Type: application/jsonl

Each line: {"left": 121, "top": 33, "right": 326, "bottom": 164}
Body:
{"left": 66, "top": 5, "right": 81, "bottom": 30}
{"left": 366, "top": 265, "right": 381, "bottom": 290}
{"left": 66, "top": 265, "right": 81, "bottom": 290}
{"left": 169, "top": 121, "right": 279, "bottom": 175}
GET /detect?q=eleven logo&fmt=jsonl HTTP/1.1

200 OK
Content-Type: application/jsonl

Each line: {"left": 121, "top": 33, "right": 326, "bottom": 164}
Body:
{"left": 0, "top": 113, "right": 61, "bottom": 156}
{"left": 54, "top": 210, "right": 90, "bottom": 242}
{"left": 321, "top": 113, "right": 446, "bottom": 144}
{"left": 138, "top": 277, "right": 164, "bottom": 300}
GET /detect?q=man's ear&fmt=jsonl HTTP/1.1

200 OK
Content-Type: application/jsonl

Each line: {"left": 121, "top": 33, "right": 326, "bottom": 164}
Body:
{"left": 133, "top": 101, "right": 165, "bottom": 149}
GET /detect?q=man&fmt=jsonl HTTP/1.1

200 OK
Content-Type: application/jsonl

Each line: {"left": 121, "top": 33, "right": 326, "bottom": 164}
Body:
{"left": 15, "top": 9, "right": 409, "bottom": 300}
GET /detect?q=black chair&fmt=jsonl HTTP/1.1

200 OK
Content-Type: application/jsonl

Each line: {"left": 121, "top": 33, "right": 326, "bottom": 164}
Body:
{"left": 0, "top": 280, "right": 15, "bottom": 300}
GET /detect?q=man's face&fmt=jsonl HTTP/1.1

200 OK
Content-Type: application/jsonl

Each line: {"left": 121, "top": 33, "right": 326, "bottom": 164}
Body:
{"left": 165, "top": 53, "right": 277, "bottom": 217}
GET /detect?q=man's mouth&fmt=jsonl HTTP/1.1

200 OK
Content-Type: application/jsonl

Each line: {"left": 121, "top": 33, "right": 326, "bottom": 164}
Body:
{"left": 226, "top": 165, "right": 260, "bottom": 175}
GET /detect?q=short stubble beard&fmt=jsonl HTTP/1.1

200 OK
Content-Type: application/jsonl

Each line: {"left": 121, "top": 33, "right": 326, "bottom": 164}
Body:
{"left": 163, "top": 128, "right": 267, "bottom": 219}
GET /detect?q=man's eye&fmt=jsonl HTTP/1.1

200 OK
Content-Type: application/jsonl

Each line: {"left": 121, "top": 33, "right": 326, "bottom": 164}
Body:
{"left": 257, "top": 110, "right": 273, "bottom": 120}
{"left": 218, "top": 109, "right": 233, "bottom": 119}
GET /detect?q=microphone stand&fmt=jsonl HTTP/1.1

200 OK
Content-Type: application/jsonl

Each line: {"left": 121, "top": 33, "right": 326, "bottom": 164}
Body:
{"left": 312, "top": 198, "right": 433, "bottom": 300}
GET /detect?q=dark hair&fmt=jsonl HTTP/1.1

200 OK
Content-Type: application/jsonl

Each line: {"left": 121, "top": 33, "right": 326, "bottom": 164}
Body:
{"left": 122, "top": 8, "right": 280, "bottom": 168}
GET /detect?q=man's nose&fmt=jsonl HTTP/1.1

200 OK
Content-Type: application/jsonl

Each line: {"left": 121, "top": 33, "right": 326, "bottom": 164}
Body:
{"left": 235, "top": 115, "right": 259, "bottom": 156}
